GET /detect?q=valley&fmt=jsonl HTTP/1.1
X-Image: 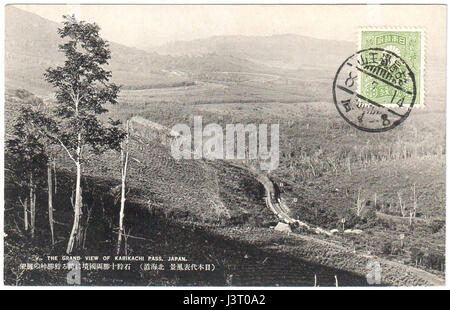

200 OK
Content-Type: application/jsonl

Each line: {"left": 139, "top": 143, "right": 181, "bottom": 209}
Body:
{"left": 3, "top": 6, "right": 446, "bottom": 286}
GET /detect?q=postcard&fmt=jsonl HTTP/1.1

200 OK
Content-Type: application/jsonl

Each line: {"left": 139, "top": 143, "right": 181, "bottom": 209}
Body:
{"left": 2, "top": 4, "right": 446, "bottom": 287}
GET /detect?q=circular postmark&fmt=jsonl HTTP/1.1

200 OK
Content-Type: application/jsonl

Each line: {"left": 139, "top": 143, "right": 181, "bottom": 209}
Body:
{"left": 333, "top": 48, "right": 416, "bottom": 132}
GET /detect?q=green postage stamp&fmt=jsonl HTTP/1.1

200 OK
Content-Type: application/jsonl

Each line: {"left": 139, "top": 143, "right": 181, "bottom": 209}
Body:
{"left": 360, "top": 29, "right": 424, "bottom": 107}
{"left": 333, "top": 29, "right": 424, "bottom": 132}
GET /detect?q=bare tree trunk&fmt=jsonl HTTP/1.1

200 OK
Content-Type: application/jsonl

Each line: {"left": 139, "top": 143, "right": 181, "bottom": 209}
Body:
{"left": 82, "top": 203, "right": 94, "bottom": 249}
{"left": 123, "top": 228, "right": 130, "bottom": 255}
{"left": 66, "top": 161, "right": 83, "bottom": 254}
{"left": 30, "top": 174, "right": 35, "bottom": 239}
{"left": 33, "top": 188, "right": 36, "bottom": 234}
{"left": 356, "top": 187, "right": 363, "bottom": 216}
{"left": 23, "top": 197, "right": 29, "bottom": 231}
{"left": 53, "top": 161, "right": 57, "bottom": 194}
{"left": 116, "top": 121, "right": 129, "bottom": 255}
{"left": 48, "top": 161, "right": 55, "bottom": 245}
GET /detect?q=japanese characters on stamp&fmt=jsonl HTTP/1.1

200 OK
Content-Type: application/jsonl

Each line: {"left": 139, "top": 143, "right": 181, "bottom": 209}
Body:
{"left": 360, "top": 29, "right": 423, "bottom": 107}
{"left": 333, "top": 29, "right": 423, "bottom": 132}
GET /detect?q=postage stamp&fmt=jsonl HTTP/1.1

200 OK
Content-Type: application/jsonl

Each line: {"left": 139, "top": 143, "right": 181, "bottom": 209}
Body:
{"left": 332, "top": 29, "right": 423, "bottom": 132}
{"left": 360, "top": 29, "right": 423, "bottom": 107}
{"left": 3, "top": 4, "right": 446, "bottom": 289}
{"left": 333, "top": 48, "right": 417, "bottom": 132}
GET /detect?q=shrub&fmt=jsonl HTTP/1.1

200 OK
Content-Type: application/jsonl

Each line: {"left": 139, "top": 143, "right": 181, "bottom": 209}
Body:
{"left": 381, "top": 241, "right": 392, "bottom": 255}
{"left": 430, "top": 220, "right": 445, "bottom": 234}
{"left": 360, "top": 204, "right": 377, "bottom": 220}
{"left": 380, "top": 240, "right": 402, "bottom": 256}
{"left": 409, "top": 247, "right": 445, "bottom": 271}
{"left": 294, "top": 203, "right": 339, "bottom": 229}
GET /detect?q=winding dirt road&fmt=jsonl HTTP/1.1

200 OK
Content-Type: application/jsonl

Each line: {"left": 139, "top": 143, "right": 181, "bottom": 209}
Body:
{"left": 130, "top": 118, "right": 445, "bottom": 286}
{"left": 227, "top": 163, "right": 445, "bottom": 286}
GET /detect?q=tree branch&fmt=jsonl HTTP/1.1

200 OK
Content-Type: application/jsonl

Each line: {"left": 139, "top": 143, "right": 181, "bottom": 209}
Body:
{"left": 56, "top": 137, "right": 77, "bottom": 164}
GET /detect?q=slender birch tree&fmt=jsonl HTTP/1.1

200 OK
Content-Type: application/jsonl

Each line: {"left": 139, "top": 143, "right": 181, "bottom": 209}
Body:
{"left": 116, "top": 120, "right": 130, "bottom": 255}
{"left": 7, "top": 107, "right": 48, "bottom": 238}
{"left": 44, "top": 15, "right": 125, "bottom": 254}
{"left": 47, "top": 160, "right": 55, "bottom": 244}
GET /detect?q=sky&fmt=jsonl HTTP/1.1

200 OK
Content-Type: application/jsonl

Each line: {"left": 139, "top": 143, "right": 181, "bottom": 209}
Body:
{"left": 15, "top": 4, "right": 446, "bottom": 56}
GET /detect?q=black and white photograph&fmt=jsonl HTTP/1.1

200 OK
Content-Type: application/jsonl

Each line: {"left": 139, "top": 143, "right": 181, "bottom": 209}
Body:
{"left": 0, "top": 3, "right": 447, "bottom": 289}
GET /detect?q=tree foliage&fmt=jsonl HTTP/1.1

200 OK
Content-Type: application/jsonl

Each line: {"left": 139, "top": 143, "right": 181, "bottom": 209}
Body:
{"left": 6, "top": 107, "right": 51, "bottom": 188}
{"left": 44, "top": 15, "right": 125, "bottom": 163}
{"left": 43, "top": 15, "right": 125, "bottom": 254}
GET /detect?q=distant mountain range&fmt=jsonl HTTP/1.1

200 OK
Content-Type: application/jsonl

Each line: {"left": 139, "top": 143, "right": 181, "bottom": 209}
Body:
{"left": 5, "top": 6, "right": 359, "bottom": 94}
{"left": 150, "top": 34, "right": 355, "bottom": 70}
{"left": 3, "top": 7, "right": 260, "bottom": 92}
